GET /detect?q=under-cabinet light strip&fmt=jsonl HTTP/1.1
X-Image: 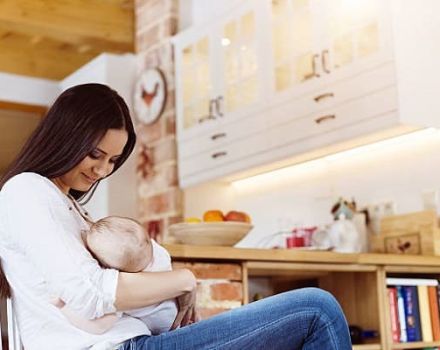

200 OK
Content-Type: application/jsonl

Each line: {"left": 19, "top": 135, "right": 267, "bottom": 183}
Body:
{"left": 231, "top": 128, "right": 439, "bottom": 188}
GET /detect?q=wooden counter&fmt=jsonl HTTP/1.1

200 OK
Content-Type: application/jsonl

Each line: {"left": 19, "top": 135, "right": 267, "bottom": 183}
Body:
{"left": 164, "top": 244, "right": 440, "bottom": 267}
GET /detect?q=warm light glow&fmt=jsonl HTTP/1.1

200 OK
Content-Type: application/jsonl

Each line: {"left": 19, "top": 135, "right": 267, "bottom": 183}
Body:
{"left": 222, "top": 38, "right": 231, "bottom": 46}
{"left": 231, "top": 128, "right": 439, "bottom": 190}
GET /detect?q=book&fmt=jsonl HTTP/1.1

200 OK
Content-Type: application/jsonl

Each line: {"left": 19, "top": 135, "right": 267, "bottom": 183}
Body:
{"left": 388, "top": 287, "right": 401, "bottom": 343}
{"left": 402, "top": 286, "right": 422, "bottom": 341}
{"left": 428, "top": 286, "right": 440, "bottom": 341}
{"left": 418, "top": 284, "right": 434, "bottom": 342}
{"left": 396, "top": 286, "right": 408, "bottom": 342}
{"left": 386, "top": 278, "right": 439, "bottom": 287}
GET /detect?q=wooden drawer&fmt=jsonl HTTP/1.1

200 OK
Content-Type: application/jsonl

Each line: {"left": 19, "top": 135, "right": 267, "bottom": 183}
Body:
{"left": 179, "top": 130, "right": 269, "bottom": 178}
{"left": 268, "top": 63, "right": 396, "bottom": 128}
{"left": 178, "top": 112, "right": 268, "bottom": 160}
{"left": 267, "top": 86, "right": 398, "bottom": 150}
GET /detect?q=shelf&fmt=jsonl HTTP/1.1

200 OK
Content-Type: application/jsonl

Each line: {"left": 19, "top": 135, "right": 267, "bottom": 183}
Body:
{"left": 391, "top": 340, "right": 440, "bottom": 349}
{"left": 353, "top": 344, "right": 381, "bottom": 350}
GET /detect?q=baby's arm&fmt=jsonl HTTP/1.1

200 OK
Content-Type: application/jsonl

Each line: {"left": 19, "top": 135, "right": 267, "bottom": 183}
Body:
{"left": 51, "top": 298, "right": 118, "bottom": 334}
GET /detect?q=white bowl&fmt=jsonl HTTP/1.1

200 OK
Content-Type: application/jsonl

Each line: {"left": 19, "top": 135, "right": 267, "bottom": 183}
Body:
{"left": 169, "top": 221, "right": 253, "bottom": 246}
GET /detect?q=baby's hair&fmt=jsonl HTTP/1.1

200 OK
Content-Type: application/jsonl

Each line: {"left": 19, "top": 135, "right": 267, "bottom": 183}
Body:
{"left": 86, "top": 216, "right": 151, "bottom": 272}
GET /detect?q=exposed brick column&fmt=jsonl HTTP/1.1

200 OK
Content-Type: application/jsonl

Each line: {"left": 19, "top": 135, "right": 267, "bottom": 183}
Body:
{"left": 134, "top": 1, "right": 246, "bottom": 318}
{"left": 134, "top": 0, "right": 182, "bottom": 242}
{"left": 173, "top": 262, "right": 245, "bottom": 319}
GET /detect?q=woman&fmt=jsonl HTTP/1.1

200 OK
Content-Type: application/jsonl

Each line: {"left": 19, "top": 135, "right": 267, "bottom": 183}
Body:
{"left": 0, "top": 84, "right": 351, "bottom": 349}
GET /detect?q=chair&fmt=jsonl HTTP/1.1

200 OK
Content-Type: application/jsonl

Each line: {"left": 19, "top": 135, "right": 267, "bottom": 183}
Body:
{"left": 6, "top": 299, "right": 23, "bottom": 350}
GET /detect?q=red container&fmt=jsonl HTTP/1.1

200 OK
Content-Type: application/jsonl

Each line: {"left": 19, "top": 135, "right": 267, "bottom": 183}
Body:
{"left": 286, "top": 235, "right": 305, "bottom": 248}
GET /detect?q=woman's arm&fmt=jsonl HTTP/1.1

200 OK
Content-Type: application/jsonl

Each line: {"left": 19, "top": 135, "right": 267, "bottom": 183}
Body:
{"left": 52, "top": 298, "right": 118, "bottom": 334}
{"left": 115, "top": 268, "right": 196, "bottom": 310}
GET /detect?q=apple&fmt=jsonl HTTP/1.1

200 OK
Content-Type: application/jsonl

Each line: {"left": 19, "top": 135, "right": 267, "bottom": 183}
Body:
{"left": 225, "top": 210, "right": 251, "bottom": 223}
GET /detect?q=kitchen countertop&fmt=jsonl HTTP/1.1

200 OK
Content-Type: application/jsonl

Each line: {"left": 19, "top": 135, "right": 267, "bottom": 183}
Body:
{"left": 164, "top": 244, "right": 440, "bottom": 267}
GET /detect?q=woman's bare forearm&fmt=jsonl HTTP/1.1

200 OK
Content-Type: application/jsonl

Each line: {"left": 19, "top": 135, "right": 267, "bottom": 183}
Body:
{"left": 114, "top": 268, "right": 196, "bottom": 311}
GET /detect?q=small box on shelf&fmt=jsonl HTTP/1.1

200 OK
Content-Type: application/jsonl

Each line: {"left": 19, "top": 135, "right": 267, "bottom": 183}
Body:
{"left": 369, "top": 210, "right": 440, "bottom": 256}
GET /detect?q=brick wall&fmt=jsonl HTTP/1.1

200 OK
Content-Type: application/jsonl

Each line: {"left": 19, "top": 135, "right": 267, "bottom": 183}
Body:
{"left": 134, "top": 1, "right": 246, "bottom": 318}
{"left": 134, "top": 0, "right": 182, "bottom": 243}
{"left": 173, "top": 262, "right": 244, "bottom": 319}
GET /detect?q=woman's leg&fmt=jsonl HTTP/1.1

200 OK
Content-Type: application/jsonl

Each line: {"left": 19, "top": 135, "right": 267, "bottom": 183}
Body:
{"left": 121, "top": 288, "right": 351, "bottom": 350}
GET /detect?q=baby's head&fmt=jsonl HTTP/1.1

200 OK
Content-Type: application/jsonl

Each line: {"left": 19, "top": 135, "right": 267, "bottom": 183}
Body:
{"left": 85, "top": 216, "right": 152, "bottom": 273}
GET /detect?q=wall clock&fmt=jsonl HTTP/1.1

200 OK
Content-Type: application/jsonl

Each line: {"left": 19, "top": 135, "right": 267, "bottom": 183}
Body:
{"left": 134, "top": 68, "right": 167, "bottom": 125}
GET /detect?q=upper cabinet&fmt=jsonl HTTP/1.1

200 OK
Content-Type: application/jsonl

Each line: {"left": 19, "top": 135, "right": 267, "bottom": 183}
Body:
{"left": 271, "top": 0, "right": 392, "bottom": 100}
{"left": 174, "top": 0, "right": 268, "bottom": 141}
{"left": 173, "top": 0, "right": 440, "bottom": 188}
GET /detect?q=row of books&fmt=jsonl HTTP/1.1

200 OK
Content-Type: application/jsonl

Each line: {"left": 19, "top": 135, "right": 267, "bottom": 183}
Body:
{"left": 387, "top": 278, "right": 440, "bottom": 343}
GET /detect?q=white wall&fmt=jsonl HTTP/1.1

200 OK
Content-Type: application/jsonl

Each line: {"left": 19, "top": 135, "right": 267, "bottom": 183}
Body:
{"left": 184, "top": 129, "right": 440, "bottom": 248}
{"left": 0, "top": 72, "right": 59, "bottom": 106}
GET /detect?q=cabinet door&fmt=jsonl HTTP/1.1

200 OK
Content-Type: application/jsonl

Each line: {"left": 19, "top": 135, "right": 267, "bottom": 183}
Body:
{"left": 174, "top": 31, "right": 219, "bottom": 139}
{"left": 319, "top": 0, "right": 393, "bottom": 81}
{"left": 270, "top": 0, "right": 324, "bottom": 98}
{"left": 219, "top": 0, "right": 267, "bottom": 121}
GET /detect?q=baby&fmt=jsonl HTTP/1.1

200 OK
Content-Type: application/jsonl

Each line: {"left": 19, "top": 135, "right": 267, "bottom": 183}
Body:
{"left": 53, "top": 216, "right": 177, "bottom": 335}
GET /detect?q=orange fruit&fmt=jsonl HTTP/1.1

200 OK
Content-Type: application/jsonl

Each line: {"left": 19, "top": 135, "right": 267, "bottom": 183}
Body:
{"left": 203, "top": 210, "right": 224, "bottom": 222}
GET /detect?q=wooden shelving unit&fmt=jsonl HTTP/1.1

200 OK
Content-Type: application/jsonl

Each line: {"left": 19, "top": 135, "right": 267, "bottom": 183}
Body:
{"left": 353, "top": 345, "right": 382, "bottom": 350}
{"left": 391, "top": 340, "right": 440, "bottom": 349}
{"left": 165, "top": 244, "right": 440, "bottom": 350}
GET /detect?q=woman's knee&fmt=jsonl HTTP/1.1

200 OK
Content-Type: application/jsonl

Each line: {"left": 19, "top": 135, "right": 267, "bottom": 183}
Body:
{"left": 283, "top": 288, "right": 344, "bottom": 319}
{"left": 303, "top": 288, "right": 346, "bottom": 322}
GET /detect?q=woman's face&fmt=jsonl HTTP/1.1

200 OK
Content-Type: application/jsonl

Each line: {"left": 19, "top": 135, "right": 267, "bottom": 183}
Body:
{"left": 52, "top": 129, "right": 129, "bottom": 194}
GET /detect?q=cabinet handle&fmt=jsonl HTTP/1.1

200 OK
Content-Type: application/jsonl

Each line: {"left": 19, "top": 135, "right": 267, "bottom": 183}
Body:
{"left": 215, "top": 96, "right": 224, "bottom": 117}
{"left": 198, "top": 99, "right": 217, "bottom": 123}
{"left": 211, "top": 151, "right": 227, "bottom": 159}
{"left": 315, "top": 114, "right": 336, "bottom": 124}
{"left": 322, "top": 49, "right": 331, "bottom": 74}
{"left": 314, "top": 92, "right": 334, "bottom": 103}
{"left": 211, "top": 132, "right": 227, "bottom": 141}
{"left": 312, "top": 53, "right": 320, "bottom": 78}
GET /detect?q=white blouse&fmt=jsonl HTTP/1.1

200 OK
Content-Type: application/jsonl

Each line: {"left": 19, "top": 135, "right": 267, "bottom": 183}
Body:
{"left": 0, "top": 173, "right": 148, "bottom": 350}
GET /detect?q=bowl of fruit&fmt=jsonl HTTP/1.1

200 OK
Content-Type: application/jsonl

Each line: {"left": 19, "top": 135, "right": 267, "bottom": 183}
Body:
{"left": 169, "top": 210, "right": 253, "bottom": 246}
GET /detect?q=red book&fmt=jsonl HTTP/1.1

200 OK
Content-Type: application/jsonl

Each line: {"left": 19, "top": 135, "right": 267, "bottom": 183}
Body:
{"left": 428, "top": 286, "right": 440, "bottom": 341}
{"left": 388, "top": 287, "right": 401, "bottom": 343}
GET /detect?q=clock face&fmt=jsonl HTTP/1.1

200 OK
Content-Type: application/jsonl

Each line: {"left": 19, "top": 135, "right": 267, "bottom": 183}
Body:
{"left": 134, "top": 68, "right": 167, "bottom": 125}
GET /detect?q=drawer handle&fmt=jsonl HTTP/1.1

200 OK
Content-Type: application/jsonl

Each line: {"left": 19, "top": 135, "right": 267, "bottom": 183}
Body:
{"left": 314, "top": 92, "right": 334, "bottom": 103}
{"left": 211, "top": 151, "right": 227, "bottom": 159}
{"left": 315, "top": 114, "right": 336, "bottom": 124}
{"left": 211, "top": 132, "right": 227, "bottom": 141}
{"left": 215, "top": 96, "right": 224, "bottom": 117}
{"left": 321, "top": 49, "right": 331, "bottom": 74}
{"left": 198, "top": 99, "right": 217, "bottom": 123}
{"left": 198, "top": 115, "right": 216, "bottom": 123}
{"left": 312, "top": 53, "right": 320, "bottom": 78}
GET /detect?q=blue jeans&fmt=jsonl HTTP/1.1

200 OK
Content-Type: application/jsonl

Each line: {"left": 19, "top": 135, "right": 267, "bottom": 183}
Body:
{"left": 119, "top": 288, "right": 351, "bottom": 349}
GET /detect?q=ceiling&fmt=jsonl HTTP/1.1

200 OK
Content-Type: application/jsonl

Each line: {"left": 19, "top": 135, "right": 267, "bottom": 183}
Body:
{"left": 0, "top": 0, "right": 135, "bottom": 80}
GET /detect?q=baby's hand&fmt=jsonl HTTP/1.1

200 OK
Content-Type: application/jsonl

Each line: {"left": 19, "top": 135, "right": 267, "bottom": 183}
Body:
{"left": 49, "top": 297, "right": 66, "bottom": 309}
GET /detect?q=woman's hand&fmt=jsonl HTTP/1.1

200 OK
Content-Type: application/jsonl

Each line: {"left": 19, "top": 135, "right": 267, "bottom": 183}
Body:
{"left": 171, "top": 287, "right": 200, "bottom": 330}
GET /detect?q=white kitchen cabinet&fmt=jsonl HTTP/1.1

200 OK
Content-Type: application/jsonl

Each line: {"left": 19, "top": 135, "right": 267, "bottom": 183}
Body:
{"left": 174, "top": 0, "right": 440, "bottom": 188}
{"left": 270, "top": 0, "right": 393, "bottom": 104}
{"left": 173, "top": 0, "right": 269, "bottom": 142}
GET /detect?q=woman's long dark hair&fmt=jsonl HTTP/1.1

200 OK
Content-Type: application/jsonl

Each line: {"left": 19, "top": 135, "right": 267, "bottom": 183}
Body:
{"left": 0, "top": 83, "right": 137, "bottom": 298}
